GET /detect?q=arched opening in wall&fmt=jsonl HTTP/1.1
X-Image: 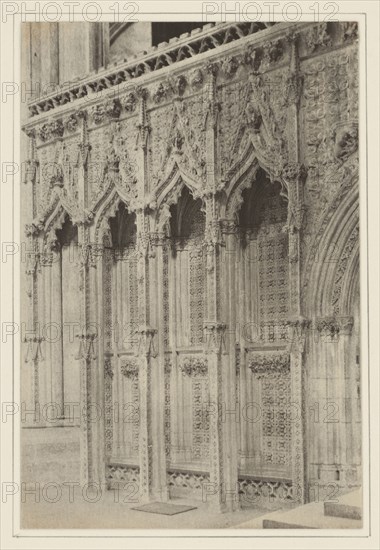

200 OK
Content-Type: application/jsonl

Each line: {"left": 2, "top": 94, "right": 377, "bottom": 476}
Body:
{"left": 109, "top": 22, "right": 153, "bottom": 63}
{"left": 54, "top": 217, "right": 80, "bottom": 412}
{"left": 109, "top": 202, "right": 137, "bottom": 250}
{"left": 109, "top": 23, "right": 206, "bottom": 63}
{"left": 104, "top": 203, "right": 139, "bottom": 470}
{"left": 151, "top": 23, "right": 204, "bottom": 46}
{"left": 165, "top": 185, "right": 210, "bottom": 483}
{"left": 304, "top": 185, "right": 361, "bottom": 497}
{"left": 232, "top": 168, "right": 292, "bottom": 486}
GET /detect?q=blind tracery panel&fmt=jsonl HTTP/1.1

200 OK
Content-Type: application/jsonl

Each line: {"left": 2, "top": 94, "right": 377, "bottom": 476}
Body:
{"left": 236, "top": 174, "right": 291, "bottom": 480}
{"left": 166, "top": 187, "right": 209, "bottom": 470}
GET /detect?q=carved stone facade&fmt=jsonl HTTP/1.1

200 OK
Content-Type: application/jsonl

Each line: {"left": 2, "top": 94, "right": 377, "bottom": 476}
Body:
{"left": 21, "top": 21, "right": 360, "bottom": 514}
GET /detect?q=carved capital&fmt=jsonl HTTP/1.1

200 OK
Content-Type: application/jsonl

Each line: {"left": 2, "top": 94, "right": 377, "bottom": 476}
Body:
{"left": 75, "top": 333, "right": 97, "bottom": 361}
{"left": 136, "top": 324, "right": 157, "bottom": 358}
{"left": 287, "top": 317, "right": 311, "bottom": 352}
{"left": 120, "top": 358, "right": 139, "bottom": 379}
{"left": 204, "top": 322, "right": 227, "bottom": 355}
{"left": 24, "top": 336, "right": 45, "bottom": 363}
{"left": 248, "top": 353, "right": 290, "bottom": 378}
{"left": 178, "top": 356, "right": 208, "bottom": 377}
{"left": 316, "top": 316, "right": 354, "bottom": 337}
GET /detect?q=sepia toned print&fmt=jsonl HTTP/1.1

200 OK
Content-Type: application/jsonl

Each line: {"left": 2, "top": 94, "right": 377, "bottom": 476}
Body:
{"left": 20, "top": 21, "right": 361, "bottom": 529}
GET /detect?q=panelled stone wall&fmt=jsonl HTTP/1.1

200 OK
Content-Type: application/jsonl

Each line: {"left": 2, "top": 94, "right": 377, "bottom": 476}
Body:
{"left": 21, "top": 21, "right": 360, "bottom": 512}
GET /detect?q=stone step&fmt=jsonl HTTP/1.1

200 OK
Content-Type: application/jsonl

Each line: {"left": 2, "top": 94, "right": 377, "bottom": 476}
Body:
{"left": 324, "top": 488, "right": 362, "bottom": 520}
{"left": 234, "top": 492, "right": 362, "bottom": 529}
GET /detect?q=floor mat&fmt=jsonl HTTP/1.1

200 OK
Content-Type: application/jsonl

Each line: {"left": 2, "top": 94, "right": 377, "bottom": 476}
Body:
{"left": 131, "top": 502, "right": 197, "bottom": 515}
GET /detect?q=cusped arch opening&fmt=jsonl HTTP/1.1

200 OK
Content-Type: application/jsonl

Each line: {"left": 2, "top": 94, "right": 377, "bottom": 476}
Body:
{"left": 169, "top": 185, "right": 205, "bottom": 240}
{"left": 109, "top": 202, "right": 137, "bottom": 250}
{"left": 237, "top": 169, "right": 286, "bottom": 228}
{"left": 55, "top": 215, "right": 78, "bottom": 248}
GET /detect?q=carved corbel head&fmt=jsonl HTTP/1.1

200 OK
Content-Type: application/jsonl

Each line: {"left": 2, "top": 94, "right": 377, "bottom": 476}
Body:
{"left": 190, "top": 68, "right": 204, "bottom": 89}
{"left": 221, "top": 56, "right": 240, "bottom": 77}
{"left": 243, "top": 46, "right": 262, "bottom": 73}
{"left": 332, "top": 122, "right": 358, "bottom": 163}
{"left": 105, "top": 98, "right": 122, "bottom": 120}
{"left": 266, "top": 40, "right": 284, "bottom": 63}
{"left": 152, "top": 82, "right": 170, "bottom": 104}
{"left": 174, "top": 75, "right": 187, "bottom": 97}
{"left": 64, "top": 113, "right": 79, "bottom": 133}
{"left": 123, "top": 91, "right": 138, "bottom": 113}
{"left": 205, "top": 61, "right": 219, "bottom": 78}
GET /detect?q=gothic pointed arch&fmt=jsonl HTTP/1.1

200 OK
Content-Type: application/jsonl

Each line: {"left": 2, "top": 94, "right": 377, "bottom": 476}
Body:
{"left": 223, "top": 144, "right": 261, "bottom": 220}
{"left": 224, "top": 141, "right": 288, "bottom": 223}
{"left": 42, "top": 200, "right": 73, "bottom": 249}
{"left": 92, "top": 188, "right": 127, "bottom": 246}
{"left": 154, "top": 167, "right": 202, "bottom": 233}
{"left": 303, "top": 176, "right": 359, "bottom": 318}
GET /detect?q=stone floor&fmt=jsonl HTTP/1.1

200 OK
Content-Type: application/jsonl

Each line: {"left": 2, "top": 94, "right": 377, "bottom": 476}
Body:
{"left": 21, "top": 491, "right": 272, "bottom": 529}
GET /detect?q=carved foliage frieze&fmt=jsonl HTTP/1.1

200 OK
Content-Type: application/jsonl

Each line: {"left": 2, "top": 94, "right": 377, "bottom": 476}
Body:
{"left": 178, "top": 356, "right": 208, "bottom": 377}
{"left": 120, "top": 358, "right": 139, "bottom": 379}
{"left": 248, "top": 353, "right": 290, "bottom": 378}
